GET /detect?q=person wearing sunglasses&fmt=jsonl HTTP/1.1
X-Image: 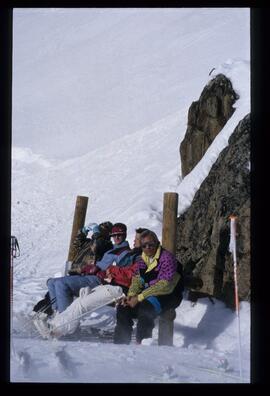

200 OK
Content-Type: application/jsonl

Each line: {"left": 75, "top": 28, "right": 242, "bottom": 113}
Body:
{"left": 113, "top": 229, "right": 184, "bottom": 345}
{"left": 33, "top": 227, "right": 148, "bottom": 339}
{"left": 43, "top": 223, "right": 133, "bottom": 316}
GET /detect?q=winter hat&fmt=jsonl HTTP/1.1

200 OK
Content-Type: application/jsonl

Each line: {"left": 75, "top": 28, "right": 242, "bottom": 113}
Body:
{"left": 91, "top": 224, "right": 101, "bottom": 234}
{"left": 84, "top": 223, "right": 100, "bottom": 234}
{"left": 110, "top": 223, "right": 127, "bottom": 236}
{"left": 99, "top": 221, "right": 113, "bottom": 234}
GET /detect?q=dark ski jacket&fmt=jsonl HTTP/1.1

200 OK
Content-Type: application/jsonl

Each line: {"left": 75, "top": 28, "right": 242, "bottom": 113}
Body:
{"left": 69, "top": 231, "right": 113, "bottom": 275}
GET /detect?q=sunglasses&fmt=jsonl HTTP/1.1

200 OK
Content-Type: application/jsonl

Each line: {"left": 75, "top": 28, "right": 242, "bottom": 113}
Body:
{"left": 142, "top": 243, "right": 156, "bottom": 249}
{"left": 112, "top": 234, "right": 124, "bottom": 238}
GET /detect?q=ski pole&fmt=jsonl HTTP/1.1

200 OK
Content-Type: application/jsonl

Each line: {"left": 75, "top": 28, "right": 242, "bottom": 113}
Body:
{"left": 229, "top": 215, "right": 243, "bottom": 380}
{"left": 10, "top": 236, "right": 20, "bottom": 318}
{"left": 10, "top": 236, "right": 19, "bottom": 356}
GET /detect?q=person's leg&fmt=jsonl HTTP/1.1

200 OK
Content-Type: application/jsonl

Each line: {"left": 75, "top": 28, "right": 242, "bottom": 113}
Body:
{"left": 113, "top": 305, "right": 136, "bottom": 344}
{"left": 80, "top": 284, "right": 123, "bottom": 312}
{"left": 47, "top": 278, "right": 58, "bottom": 311}
{"left": 158, "top": 278, "right": 183, "bottom": 312}
{"left": 33, "top": 287, "right": 91, "bottom": 339}
{"left": 53, "top": 275, "right": 101, "bottom": 313}
{"left": 136, "top": 300, "right": 158, "bottom": 343}
{"left": 51, "top": 285, "right": 124, "bottom": 337}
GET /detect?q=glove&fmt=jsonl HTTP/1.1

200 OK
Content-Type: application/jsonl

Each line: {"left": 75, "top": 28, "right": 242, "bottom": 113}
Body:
{"left": 81, "top": 263, "right": 100, "bottom": 275}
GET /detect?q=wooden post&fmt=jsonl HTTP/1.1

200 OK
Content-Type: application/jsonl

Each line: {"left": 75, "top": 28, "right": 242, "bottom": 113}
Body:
{"left": 158, "top": 192, "right": 178, "bottom": 346}
{"left": 161, "top": 192, "right": 178, "bottom": 255}
{"left": 67, "top": 195, "right": 89, "bottom": 263}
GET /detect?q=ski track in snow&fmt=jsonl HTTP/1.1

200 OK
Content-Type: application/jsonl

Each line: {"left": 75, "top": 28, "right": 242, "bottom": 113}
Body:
{"left": 11, "top": 338, "right": 249, "bottom": 383}
{"left": 11, "top": 298, "right": 250, "bottom": 383}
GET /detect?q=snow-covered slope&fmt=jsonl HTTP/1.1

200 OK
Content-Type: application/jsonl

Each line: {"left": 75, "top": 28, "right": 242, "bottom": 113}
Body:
{"left": 11, "top": 8, "right": 250, "bottom": 383}
{"left": 11, "top": 298, "right": 250, "bottom": 383}
{"left": 11, "top": 59, "right": 250, "bottom": 312}
{"left": 13, "top": 8, "right": 250, "bottom": 159}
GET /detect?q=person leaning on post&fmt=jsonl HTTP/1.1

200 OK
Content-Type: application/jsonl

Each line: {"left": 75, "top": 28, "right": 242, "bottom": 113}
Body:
{"left": 68, "top": 221, "right": 114, "bottom": 275}
{"left": 33, "top": 221, "right": 114, "bottom": 316}
{"left": 46, "top": 223, "right": 132, "bottom": 314}
{"left": 113, "top": 229, "right": 184, "bottom": 345}
{"left": 32, "top": 227, "right": 148, "bottom": 339}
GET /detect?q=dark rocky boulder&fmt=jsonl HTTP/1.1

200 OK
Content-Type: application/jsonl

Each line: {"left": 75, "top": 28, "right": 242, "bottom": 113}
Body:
{"left": 176, "top": 114, "right": 250, "bottom": 308}
{"left": 180, "top": 74, "right": 239, "bottom": 178}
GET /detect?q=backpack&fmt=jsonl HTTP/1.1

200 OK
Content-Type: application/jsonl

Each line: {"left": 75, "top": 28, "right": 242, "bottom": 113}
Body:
{"left": 176, "top": 259, "right": 185, "bottom": 292}
{"left": 175, "top": 258, "right": 203, "bottom": 291}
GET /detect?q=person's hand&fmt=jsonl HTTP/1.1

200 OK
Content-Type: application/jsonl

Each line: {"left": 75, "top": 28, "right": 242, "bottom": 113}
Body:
{"left": 126, "top": 295, "right": 138, "bottom": 308}
{"left": 105, "top": 268, "right": 113, "bottom": 282}
{"left": 119, "top": 296, "right": 129, "bottom": 306}
{"left": 81, "top": 263, "right": 99, "bottom": 275}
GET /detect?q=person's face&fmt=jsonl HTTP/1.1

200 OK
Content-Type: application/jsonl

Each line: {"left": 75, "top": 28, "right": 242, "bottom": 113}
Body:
{"left": 141, "top": 236, "right": 158, "bottom": 257}
{"left": 133, "top": 232, "right": 142, "bottom": 248}
{"left": 112, "top": 234, "right": 125, "bottom": 245}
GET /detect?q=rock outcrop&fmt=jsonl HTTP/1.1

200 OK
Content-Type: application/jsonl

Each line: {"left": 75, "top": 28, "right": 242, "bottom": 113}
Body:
{"left": 176, "top": 114, "right": 250, "bottom": 308}
{"left": 180, "top": 74, "right": 239, "bottom": 177}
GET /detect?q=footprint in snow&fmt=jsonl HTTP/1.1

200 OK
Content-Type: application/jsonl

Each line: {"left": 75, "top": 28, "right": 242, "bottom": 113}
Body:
{"left": 54, "top": 346, "right": 78, "bottom": 378}
{"left": 162, "top": 365, "right": 179, "bottom": 381}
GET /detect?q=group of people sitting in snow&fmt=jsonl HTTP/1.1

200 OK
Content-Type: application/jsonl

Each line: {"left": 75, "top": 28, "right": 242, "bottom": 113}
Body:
{"left": 33, "top": 221, "right": 184, "bottom": 344}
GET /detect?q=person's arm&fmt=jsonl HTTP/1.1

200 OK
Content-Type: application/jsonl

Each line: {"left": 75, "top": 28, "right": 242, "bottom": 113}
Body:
{"left": 81, "top": 263, "right": 100, "bottom": 275}
{"left": 107, "top": 262, "right": 139, "bottom": 287}
{"left": 137, "top": 273, "right": 180, "bottom": 301}
{"left": 72, "top": 230, "right": 88, "bottom": 251}
{"left": 127, "top": 275, "right": 144, "bottom": 297}
{"left": 137, "top": 251, "right": 180, "bottom": 301}
{"left": 115, "top": 247, "right": 132, "bottom": 267}
{"left": 96, "top": 243, "right": 130, "bottom": 270}
{"left": 95, "top": 251, "right": 114, "bottom": 271}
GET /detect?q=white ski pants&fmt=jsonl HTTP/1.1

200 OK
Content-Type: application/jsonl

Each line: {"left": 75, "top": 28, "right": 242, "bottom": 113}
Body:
{"left": 49, "top": 284, "right": 124, "bottom": 336}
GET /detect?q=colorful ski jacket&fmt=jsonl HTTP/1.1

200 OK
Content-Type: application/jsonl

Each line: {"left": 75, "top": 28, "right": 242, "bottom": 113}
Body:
{"left": 99, "top": 262, "right": 139, "bottom": 288}
{"left": 95, "top": 241, "right": 131, "bottom": 271}
{"left": 127, "top": 247, "right": 182, "bottom": 301}
{"left": 97, "top": 248, "right": 142, "bottom": 287}
{"left": 69, "top": 231, "right": 113, "bottom": 274}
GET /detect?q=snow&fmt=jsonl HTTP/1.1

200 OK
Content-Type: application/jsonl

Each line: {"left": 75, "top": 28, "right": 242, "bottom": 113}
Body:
{"left": 11, "top": 8, "right": 250, "bottom": 383}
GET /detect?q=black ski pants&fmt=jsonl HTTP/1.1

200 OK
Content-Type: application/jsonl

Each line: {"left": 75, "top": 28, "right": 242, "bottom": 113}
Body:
{"left": 113, "top": 300, "right": 157, "bottom": 344}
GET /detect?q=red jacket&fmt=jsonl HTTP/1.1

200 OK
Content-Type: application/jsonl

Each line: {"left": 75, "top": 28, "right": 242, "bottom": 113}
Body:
{"left": 97, "top": 262, "right": 139, "bottom": 287}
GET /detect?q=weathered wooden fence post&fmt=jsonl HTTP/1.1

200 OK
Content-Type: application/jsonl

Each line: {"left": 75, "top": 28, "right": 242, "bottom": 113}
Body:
{"left": 67, "top": 195, "right": 89, "bottom": 265}
{"left": 158, "top": 192, "right": 179, "bottom": 346}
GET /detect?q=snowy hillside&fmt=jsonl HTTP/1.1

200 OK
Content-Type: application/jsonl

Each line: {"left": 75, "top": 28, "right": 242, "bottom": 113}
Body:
{"left": 13, "top": 8, "right": 250, "bottom": 159}
{"left": 11, "top": 8, "right": 250, "bottom": 383}
{"left": 11, "top": 299, "right": 250, "bottom": 383}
